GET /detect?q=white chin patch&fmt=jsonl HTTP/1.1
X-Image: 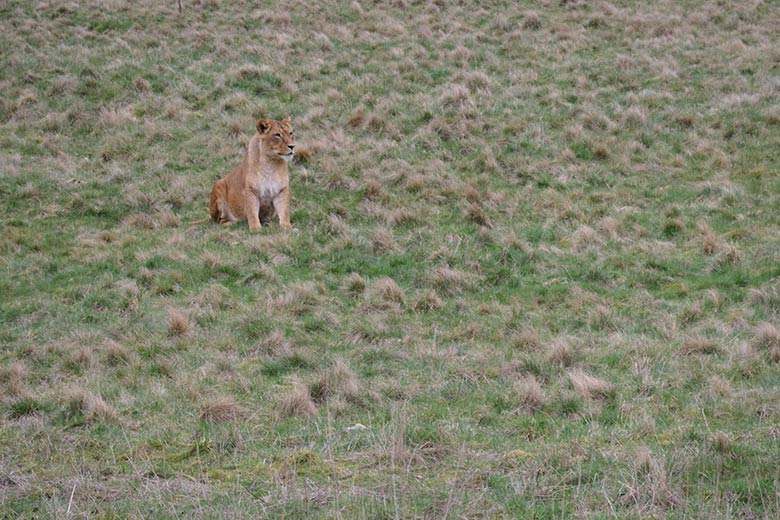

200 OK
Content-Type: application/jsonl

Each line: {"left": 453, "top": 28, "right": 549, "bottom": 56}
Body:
{"left": 281, "top": 153, "right": 294, "bottom": 162}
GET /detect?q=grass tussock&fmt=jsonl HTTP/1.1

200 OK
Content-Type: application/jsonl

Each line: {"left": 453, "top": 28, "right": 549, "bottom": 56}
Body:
{"left": 1, "top": 361, "right": 29, "bottom": 398}
{"left": 547, "top": 339, "right": 575, "bottom": 367}
{"left": 343, "top": 272, "right": 367, "bottom": 297}
{"left": 255, "top": 330, "right": 293, "bottom": 358}
{"left": 167, "top": 308, "right": 192, "bottom": 337}
{"left": 311, "top": 360, "right": 368, "bottom": 409}
{"left": 511, "top": 328, "right": 542, "bottom": 352}
{"left": 271, "top": 282, "right": 322, "bottom": 315}
{"left": 278, "top": 379, "right": 317, "bottom": 419}
{"left": 200, "top": 397, "right": 243, "bottom": 423}
{"left": 413, "top": 291, "right": 444, "bottom": 312}
{"left": 365, "top": 277, "right": 405, "bottom": 310}
{"left": 66, "top": 388, "right": 118, "bottom": 423}
{"left": 680, "top": 336, "right": 719, "bottom": 356}
{"left": 429, "top": 265, "right": 474, "bottom": 295}
{"left": 752, "top": 322, "right": 780, "bottom": 350}
{"left": 104, "top": 339, "right": 131, "bottom": 365}
{"left": 567, "top": 368, "right": 613, "bottom": 400}
{"left": 372, "top": 227, "right": 398, "bottom": 254}
{"left": 621, "top": 448, "right": 685, "bottom": 510}
{"left": 513, "top": 375, "right": 544, "bottom": 413}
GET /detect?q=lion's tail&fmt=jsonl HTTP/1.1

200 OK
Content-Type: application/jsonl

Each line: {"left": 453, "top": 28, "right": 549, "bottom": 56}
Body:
{"left": 187, "top": 217, "right": 211, "bottom": 225}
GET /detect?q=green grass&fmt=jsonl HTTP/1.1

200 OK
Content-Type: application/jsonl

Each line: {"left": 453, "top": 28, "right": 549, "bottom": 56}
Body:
{"left": 2, "top": 0, "right": 780, "bottom": 517}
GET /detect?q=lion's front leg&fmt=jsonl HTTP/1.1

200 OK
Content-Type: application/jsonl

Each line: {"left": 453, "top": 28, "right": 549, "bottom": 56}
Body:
{"left": 244, "top": 190, "right": 262, "bottom": 231}
{"left": 273, "top": 188, "right": 294, "bottom": 231}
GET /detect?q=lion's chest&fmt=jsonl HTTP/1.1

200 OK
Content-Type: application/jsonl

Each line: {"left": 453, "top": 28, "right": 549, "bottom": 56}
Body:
{"left": 256, "top": 178, "right": 287, "bottom": 204}
{"left": 250, "top": 170, "right": 287, "bottom": 207}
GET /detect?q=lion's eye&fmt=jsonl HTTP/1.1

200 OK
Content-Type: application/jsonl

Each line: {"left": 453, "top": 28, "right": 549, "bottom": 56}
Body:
{"left": 274, "top": 133, "right": 281, "bottom": 139}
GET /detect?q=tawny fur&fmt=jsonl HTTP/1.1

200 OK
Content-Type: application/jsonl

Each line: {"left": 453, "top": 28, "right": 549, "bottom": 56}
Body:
{"left": 200, "top": 116, "right": 296, "bottom": 231}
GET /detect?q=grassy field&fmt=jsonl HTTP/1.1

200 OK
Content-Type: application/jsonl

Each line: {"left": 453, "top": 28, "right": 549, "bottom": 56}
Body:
{"left": 2, "top": 0, "right": 780, "bottom": 517}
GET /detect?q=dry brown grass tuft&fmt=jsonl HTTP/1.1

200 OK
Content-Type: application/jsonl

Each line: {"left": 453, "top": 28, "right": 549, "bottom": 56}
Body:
{"left": 523, "top": 11, "right": 542, "bottom": 30}
{"left": 229, "top": 63, "right": 263, "bottom": 80}
{"left": 201, "top": 251, "right": 223, "bottom": 269}
{"left": 565, "top": 122, "right": 584, "bottom": 141}
{"left": 385, "top": 207, "right": 417, "bottom": 227}
{"left": 347, "top": 315, "right": 390, "bottom": 345}
{"left": 364, "top": 178, "right": 386, "bottom": 201}
{"left": 440, "top": 84, "right": 474, "bottom": 111}
{"left": 41, "top": 111, "right": 68, "bottom": 133}
{"left": 464, "top": 185, "right": 482, "bottom": 204}
{"left": 328, "top": 360, "right": 362, "bottom": 401}
{"left": 348, "top": 108, "right": 384, "bottom": 130}
{"left": 50, "top": 74, "right": 77, "bottom": 95}
{"left": 680, "top": 336, "right": 719, "bottom": 356}
{"left": 620, "top": 106, "right": 648, "bottom": 128}
{"left": 429, "top": 265, "right": 473, "bottom": 295}
{"left": 158, "top": 210, "right": 180, "bottom": 228}
{"left": 194, "top": 283, "right": 234, "bottom": 313}
{"left": 547, "top": 338, "right": 574, "bottom": 367}
{"left": 343, "top": 272, "right": 366, "bottom": 297}
{"left": 708, "top": 375, "right": 732, "bottom": 399}
{"left": 68, "top": 347, "right": 95, "bottom": 371}
{"left": 312, "top": 360, "right": 364, "bottom": 407}
{"left": 271, "top": 282, "right": 322, "bottom": 315}
{"left": 571, "top": 225, "right": 604, "bottom": 251}
{"left": 464, "top": 70, "right": 492, "bottom": 92}
{"left": 291, "top": 141, "right": 318, "bottom": 165}
{"left": 451, "top": 45, "right": 473, "bottom": 64}
{"left": 255, "top": 330, "right": 293, "bottom": 358}
{"left": 587, "top": 304, "right": 617, "bottom": 331}
{"left": 582, "top": 108, "right": 615, "bottom": 132}
{"left": 66, "top": 388, "right": 118, "bottom": 423}
{"left": 465, "top": 202, "right": 492, "bottom": 228}
{"left": 748, "top": 282, "right": 780, "bottom": 310}
{"left": 622, "top": 448, "right": 684, "bottom": 510}
{"left": 226, "top": 119, "right": 244, "bottom": 138}
{"left": 597, "top": 216, "right": 621, "bottom": 241}
{"left": 104, "top": 339, "right": 130, "bottom": 365}
{"left": 717, "top": 243, "right": 742, "bottom": 265}
{"left": 637, "top": 445, "right": 664, "bottom": 474}
{"left": 124, "top": 213, "right": 157, "bottom": 230}
{"left": 513, "top": 375, "right": 544, "bottom": 412}
{"left": 567, "top": 368, "right": 613, "bottom": 399}
{"left": 372, "top": 227, "right": 398, "bottom": 254}
{"left": 326, "top": 213, "right": 350, "bottom": 238}
{"left": 167, "top": 308, "right": 192, "bottom": 337}
{"left": 200, "top": 397, "right": 243, "bottom": 423}
{"left": 348, "top": 107, "right": 367, "bottom": 128}
{"left": 99, "top": 106, "right": 135, "bottom": 126}
{"left": 1, "top": 361, "right": 28, "bottom": 397}
{"left": 133, "top": 77, "right": 152, "bottom": 94}
{"left": 710, "top": 431, "right": 732, "bottom": 454}
{"left": 371, "top": 277, "right": 405, "bottom": 306}
{"left": 413, "top": 291, "right": 444, "bottom": 312}
{"left": 222, "top": 92, "right": 249, "bottom": 111}
{"left": 593, "top": 144, "right": 611, "bottom": 160}
{"left": 278, "top": 379, "right": 317, "bottom": 418}
{"left": 511, "top": 328, "right": 542, "bottom": 352}
{"left": 752, "top": 322, "right": 780, "bottom": 350}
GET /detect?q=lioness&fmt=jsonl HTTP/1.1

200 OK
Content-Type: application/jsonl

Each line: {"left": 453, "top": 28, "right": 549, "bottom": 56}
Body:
{"left": 206, "top": 116, "right": 296, "bottom": 231}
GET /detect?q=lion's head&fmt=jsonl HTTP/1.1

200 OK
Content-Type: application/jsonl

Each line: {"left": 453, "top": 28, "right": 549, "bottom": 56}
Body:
{"left": 256, "top": 116, "right": 295, "bottom": 162}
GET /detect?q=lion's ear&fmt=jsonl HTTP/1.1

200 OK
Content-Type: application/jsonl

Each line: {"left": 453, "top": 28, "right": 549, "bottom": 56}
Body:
{"left": 256, "top": 119, "right": 270, "bottom": 134}
{"left": 281, "top": 115, "right": 291, "bottom": 126}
